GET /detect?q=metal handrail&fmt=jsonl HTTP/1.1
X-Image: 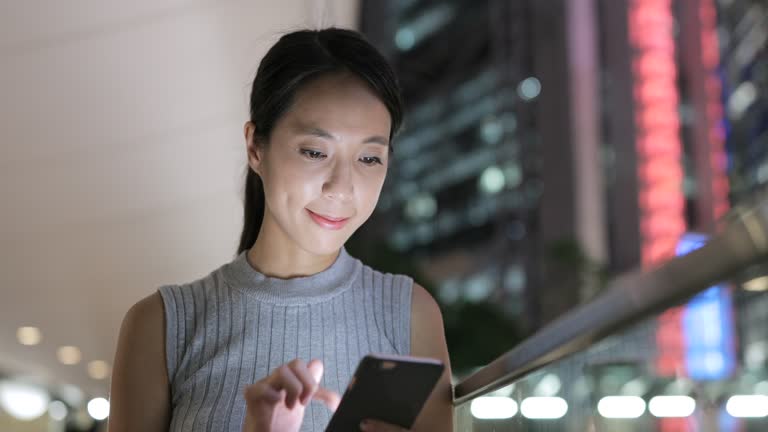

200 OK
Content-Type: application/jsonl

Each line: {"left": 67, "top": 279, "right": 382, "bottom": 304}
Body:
{"left": 453, "top": 191, "right": 768, "bottom": 405}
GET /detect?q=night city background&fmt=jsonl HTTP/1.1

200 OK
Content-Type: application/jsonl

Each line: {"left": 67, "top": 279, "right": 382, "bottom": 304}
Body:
{"left": 1, "top": 0, "right": 767, "bottom": 430}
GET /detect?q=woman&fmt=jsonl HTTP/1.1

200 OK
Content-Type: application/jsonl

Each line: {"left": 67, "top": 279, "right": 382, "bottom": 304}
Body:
{"left": 108, "top": 28, "right": 453, "bottom": 432}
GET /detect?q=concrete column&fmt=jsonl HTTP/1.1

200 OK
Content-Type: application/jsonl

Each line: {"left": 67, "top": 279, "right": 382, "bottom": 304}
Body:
{"left": 534, "top": 0, "right": 607, "bottom": 325}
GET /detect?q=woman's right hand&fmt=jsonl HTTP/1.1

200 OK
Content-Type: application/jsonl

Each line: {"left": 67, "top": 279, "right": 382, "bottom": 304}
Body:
{"left": 242, "top": 358, "right": 341, "bottom": 432}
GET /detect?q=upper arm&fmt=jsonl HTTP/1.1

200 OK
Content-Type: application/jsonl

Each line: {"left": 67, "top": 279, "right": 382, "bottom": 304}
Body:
{"left": 108, "top": 291, "right": 171, "bottom": 432}
{"left": 409, "top": 283, "right": 453, "bottom": 432}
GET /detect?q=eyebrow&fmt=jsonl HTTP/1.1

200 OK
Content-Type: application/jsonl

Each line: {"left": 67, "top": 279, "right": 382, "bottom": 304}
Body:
{"left": 295, "top": 125, "right": 389, "bottom": 146}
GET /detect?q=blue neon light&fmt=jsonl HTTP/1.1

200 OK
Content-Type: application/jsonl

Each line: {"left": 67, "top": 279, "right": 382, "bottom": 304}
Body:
{"left": 677, "top": 233, "right": 737, "bottom": 380}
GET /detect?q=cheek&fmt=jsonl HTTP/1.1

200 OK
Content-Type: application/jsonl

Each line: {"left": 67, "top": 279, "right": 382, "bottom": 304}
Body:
{"left": 266, "top": 160, "right": 323, "bottom": 208}
{"left": 356, "top": 172, "right": 386, "bottom": 214}
{"left": 283, "top": 174, "right": 322, "bottom": 210}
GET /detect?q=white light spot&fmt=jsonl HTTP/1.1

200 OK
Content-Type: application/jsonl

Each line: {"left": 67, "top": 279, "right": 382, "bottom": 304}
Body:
{"left": 464, "top": 275, "right": 493, "bottom": 302}
{"left": 479, "top": 166, "right": 506, "bottom": 194}
{"left": 0, "top": 381, "right": 50, "bottom": 421}
{"left": 471, "top": 396, "right": 518, "bottom": 419}
{"left": 518, "top": 77, "right": 541, "bottom": 101}
{"left": 744, "top": 275, "right": 768, "bottom": 292}
{"left": 725, "top": 395, "right": 768, "bottom": 418}
{"left": 597, "top": 396, "right": 646, "bottom": 419}
{"left": 520, "top": 397, "right": 568, "bottom": 419}
{"left": 87, "top": 361, "right": 111, "bottom": 380}
{"left": 727, "top": 81, "right": 757, "bottom": 119}
{"left": 405, "top": 194, "right": 437, "bottom": 221}
{"left": 16, "top": 327, "right": 42, "bottom": 346}
{"left": 648, "top": 396, "right": 696, "bottom": 417}
{"left": 503, "top": 266, "right": 526, "bottom": 293}
{"left": 533, "top": 374, "right": 562, "bottom": 397}
{"left": 395, "top": 28, "right": 416, "bottom": 51}
{"left": 48, "top": 400, "right": 68, "bottom": 421}
{"left": 57, "top": 346, "right": 82, "bottom": 365}
{"left": 87, "top": 397, "right": 110, "bottom": 421}
{"left": 480, "top": 118, "right": 504, "bottom": 144}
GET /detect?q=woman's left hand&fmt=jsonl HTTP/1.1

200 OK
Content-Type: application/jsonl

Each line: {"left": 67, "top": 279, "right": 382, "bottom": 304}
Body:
{"left": 359, "top": 419, "right": 410, "bottom": 432}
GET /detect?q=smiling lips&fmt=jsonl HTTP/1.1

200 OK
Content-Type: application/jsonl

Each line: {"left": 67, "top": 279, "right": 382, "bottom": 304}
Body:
{"left": 306, "top": 209, "right": 351, "bottom": 230}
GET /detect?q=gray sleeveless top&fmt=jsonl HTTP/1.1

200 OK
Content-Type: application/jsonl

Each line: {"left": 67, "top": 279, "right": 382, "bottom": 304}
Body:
{"left": 158, "top": 248, "right": 414, "bottom": 432}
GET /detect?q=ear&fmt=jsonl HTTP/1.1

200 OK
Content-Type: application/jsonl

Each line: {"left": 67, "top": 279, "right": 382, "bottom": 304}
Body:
{"left": 244, "top": 121, "right": 265, "bottom": 175}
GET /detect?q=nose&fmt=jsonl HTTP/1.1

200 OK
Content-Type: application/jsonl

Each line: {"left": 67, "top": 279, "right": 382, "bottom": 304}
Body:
{"left": 323, "top": 160, "right": 354, "bottom": 202}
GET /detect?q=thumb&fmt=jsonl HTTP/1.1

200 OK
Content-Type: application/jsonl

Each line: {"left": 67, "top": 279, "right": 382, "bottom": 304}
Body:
{"left": 307, "top": 359, "right": 324, "bottom": 384}
{"left": 307, "top": 360, "right": 340, "bottom": 411}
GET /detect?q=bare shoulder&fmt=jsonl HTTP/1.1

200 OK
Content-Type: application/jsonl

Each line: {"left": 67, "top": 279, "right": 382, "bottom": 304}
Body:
{"left": 411, "top": 282, "right": 445, "bottom": 330}
{"left": 409, "top": 282, "right": 454, "bottom": 431}
{"left": 123, "top": 291, "right": 165, "bottom": 333}
{"left": 109, "top": 291, "right": 170, "bottom": 432}
{"left": 115, "top": 292, "right": 166, "bottom": 360}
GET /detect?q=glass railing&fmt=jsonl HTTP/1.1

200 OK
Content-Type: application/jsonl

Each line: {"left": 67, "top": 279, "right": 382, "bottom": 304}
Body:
{"left": 453, "top": 191, "right": 768, "bottom": 431}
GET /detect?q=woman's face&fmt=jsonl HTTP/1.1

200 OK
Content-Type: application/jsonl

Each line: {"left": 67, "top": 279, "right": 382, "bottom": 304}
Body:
{"left": 246, "top": 73, "right": 392, "bottom": 256}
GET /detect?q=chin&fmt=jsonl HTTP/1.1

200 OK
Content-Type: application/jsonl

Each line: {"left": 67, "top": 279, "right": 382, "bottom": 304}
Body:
{"left": 296, "top": 231, "right": 351, "bottom": 256}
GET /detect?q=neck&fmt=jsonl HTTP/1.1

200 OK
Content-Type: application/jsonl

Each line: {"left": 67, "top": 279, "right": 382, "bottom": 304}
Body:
{"left": 246, "top": 214, "right": 340, "bottom": 279}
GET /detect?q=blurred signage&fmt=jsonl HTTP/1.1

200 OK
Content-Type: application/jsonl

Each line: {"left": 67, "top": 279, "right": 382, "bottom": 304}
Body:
{"left": 676, "top": 233, "right": 737, "bottom": 381}
{"left": 629, "top": 0, "right": 686, "bottom": 267}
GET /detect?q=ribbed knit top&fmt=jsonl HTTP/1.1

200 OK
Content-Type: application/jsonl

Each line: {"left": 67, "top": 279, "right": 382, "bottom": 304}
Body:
{"left": 158, "top": 247, "right": 414, "bottom": 432}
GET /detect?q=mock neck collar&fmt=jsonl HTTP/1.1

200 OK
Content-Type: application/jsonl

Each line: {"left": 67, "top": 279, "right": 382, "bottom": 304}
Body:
{"left": 223, "top": 247, "right": 360, "bottom": 305}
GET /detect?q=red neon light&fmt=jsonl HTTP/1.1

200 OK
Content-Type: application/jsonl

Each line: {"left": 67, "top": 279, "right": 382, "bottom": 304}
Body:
{"left": 699, "top": 0, "right": 730, "bottom": 219}
{"left": 629, "top": 0, "right": 686, "bottom": 270}
{"left": 636, "top": 131, "right": 683, "bottom": 157}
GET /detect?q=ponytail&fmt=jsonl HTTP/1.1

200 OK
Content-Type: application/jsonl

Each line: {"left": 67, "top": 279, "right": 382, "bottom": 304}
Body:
{"left": 238, "top": 167, "right": 266, "bottom": 254}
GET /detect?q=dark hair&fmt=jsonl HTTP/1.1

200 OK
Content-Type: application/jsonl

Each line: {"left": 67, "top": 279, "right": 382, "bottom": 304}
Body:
{"left": 237, "top": 28, "right": 404, "bottom": 254}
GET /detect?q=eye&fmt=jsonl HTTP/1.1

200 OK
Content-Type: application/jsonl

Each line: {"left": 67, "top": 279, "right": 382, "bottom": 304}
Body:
{"left": 300, "top": 149, "right": 327, "bottom": 160}
{"left": 360, "top": 156, "right": 383, "bottom": 166}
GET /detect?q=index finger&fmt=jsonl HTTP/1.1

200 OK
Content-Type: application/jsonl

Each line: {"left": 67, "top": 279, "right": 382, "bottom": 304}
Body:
{"left": 286, "top": 359, "right": 319, "bottom": 404}
{"left": 312, "top": 386, "right": 341, "bottom": 411}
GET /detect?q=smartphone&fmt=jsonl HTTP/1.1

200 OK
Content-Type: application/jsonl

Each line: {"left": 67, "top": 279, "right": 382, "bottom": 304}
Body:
{"left": 325, "top": 354, "right": 445, "bottom": 432}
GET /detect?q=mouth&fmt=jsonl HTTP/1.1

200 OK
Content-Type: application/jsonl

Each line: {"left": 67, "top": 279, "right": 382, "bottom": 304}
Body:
{"left": 306, "top": 209, "right": 351, "bottom": 230}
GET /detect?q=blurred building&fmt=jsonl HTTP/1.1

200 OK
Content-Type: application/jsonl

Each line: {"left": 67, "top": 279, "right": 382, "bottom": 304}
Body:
{"left": 356, "top": 0, "right": 610, "bottom": 345}
{"left": 357, "top": 0, "right": 767, "bottom": 383}
{"left": 359, "top": 0, "right": 539, "bottom": 321}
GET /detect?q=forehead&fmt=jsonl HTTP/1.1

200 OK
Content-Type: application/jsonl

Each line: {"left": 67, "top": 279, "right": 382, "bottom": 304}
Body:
{"left": 279, "top": 73, "right": 392, "bottom": 138}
